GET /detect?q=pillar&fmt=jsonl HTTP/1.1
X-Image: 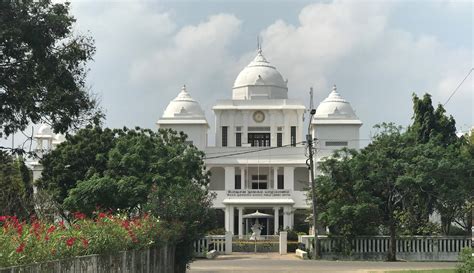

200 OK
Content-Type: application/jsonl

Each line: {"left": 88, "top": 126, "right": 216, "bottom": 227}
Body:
{"left": 225, "top": 206, "right": 230, "bottom": 232}
{"left": 229, "top": 206, "right": 235, "bottom": 235}
{"left": 279, "top": 231, "right": 287, "bottom": 254}
{"left": 241, "top": 167, "right": 245, "bottom": 189}
{"left": 224, "top": 166, "right": 235, "bottom": 190}
{"left": 283, "top": 206, "right": 289, "bottom": 229}
{"left": 274, "top": 207, "right": 279, "bottom": 234}
{"left": 238, "top": 207, "right": 244, "bottom": 239}
{"left": 273, "top": 167, "right": 278, "bottom": 189}
{"left": 283, "top": 166, "right": 294, "bottom": 190}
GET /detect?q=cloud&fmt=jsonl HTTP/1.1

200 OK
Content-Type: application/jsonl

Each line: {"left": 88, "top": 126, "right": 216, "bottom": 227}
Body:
{"left": 257, "top": 0, "right": 472, "bottom": 136}
{"left": 129, "top": 14, "right": 241, "bottom": 90}
{"left": 57, "top": 0, "right": 471, "bottom": 145}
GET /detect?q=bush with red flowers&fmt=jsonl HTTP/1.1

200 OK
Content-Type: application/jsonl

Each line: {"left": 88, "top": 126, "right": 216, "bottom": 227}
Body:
{"left": 0, "top": 213, "right": 180, "bottom": 267}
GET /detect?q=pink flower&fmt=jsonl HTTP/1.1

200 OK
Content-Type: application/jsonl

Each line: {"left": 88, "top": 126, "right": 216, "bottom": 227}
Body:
{"left": 47, "top": 225, "right": 56, "bottom": 234}
{"left": 16, "top": 242, "right": 25, "bottom": 253}
{"left": 82, "top": 239, "right": 89, "bottom": 248}
{"left": 73, "top": 212, "right": 86, "bottom": 220}
{"left": 66, "top": 237, "right": 76, "bottom": 247}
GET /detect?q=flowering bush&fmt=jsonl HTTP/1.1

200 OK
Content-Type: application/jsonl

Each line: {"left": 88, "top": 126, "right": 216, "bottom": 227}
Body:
{"left": 0, "top": 213, "right": 179, "bottom": 267}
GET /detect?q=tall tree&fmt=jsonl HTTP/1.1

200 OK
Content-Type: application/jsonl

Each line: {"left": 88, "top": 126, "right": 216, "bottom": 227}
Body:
{"left": 0, "top": 0, "right": 102, "bottom": 140}
{"left": 410, "top": 93, "right": 457, "bottom": 145}
{"left": 0, "top": 151, "right": 34, "bottom": 219}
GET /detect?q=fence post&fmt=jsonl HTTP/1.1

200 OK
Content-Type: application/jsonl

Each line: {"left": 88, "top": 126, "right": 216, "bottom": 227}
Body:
{"left": 279, "top": 231, "right": 287, "bottom": 255}
{"left": 225, "top": 232, "right": 232, "bottom": 254}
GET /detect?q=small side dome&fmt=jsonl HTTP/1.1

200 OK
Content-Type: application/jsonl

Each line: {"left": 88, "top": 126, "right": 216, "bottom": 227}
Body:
{"left": 162, "top": 85, "right": 206, "bottom": 119}
{"left": 35, "top": 124, "right": 53, "bottom": 138}
{"left": 314, "top": 85, "right": 358, "bottom": 119}
{"left": 157, "top": 85, "right": 208, "bottom": 126}
{"left": 233, "top": 50, "right": 287, "bottom": 89}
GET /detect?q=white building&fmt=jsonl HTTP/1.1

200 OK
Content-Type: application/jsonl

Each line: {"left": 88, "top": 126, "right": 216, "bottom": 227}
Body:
{"left": 157, "top": 49, "right": 362, "bottom": 236}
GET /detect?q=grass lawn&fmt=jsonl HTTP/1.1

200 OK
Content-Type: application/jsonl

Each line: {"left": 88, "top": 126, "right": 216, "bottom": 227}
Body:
{"left": 385, "top": 269, "right": 455, "bottom": 273}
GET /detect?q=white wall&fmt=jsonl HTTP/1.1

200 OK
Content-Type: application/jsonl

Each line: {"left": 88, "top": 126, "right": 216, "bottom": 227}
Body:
{"left": 312, "top": 124, "right": 361, "bottom": 159}
{"left": 158, "top": 124, "right": 208, "bottom": 150}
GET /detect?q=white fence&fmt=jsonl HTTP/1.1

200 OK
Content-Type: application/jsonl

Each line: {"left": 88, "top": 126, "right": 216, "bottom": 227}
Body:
{"left": 298, "top": 235, "right": 472, "bottom": 261}
{"left": 193, "top": 233, "right": 232, "bottom": 257}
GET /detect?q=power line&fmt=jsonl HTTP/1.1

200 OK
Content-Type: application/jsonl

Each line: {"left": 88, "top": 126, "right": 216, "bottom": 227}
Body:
{"left": 443, "top": 68, "right": 473, "bottom": 106}
{"left": 204, "top": 138, "right": 373, "bottom": 159}
{"left": 204, "top": 141, "right": 305, "bottom": 159}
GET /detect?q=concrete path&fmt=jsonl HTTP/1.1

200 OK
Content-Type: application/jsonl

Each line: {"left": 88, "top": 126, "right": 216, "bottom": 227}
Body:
{"left": 189, "top": 253, "right": 457, "bottom": 273}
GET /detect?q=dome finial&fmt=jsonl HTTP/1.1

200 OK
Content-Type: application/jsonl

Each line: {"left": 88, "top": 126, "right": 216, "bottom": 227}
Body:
{"left": 257, "top": 35, "right": 262, "bottom": 54}
{"left": 332, "top": 84, "right": 337, "bottom": 92}
{"left": 182, "top": 84, "right": 187, "bottom": 93}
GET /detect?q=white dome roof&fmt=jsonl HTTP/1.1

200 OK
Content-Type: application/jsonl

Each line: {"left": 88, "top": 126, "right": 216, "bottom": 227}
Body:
{"left": 233, "top": 50, "right": 287, "bottom": 89}
{"left": 314, "top": 85, "right": 359, "bottom": 120}
{"left": 158, "top": 85, "right": 208, "bottom": 125}
{"left": 35, "top": 124, "right": 53, "bottom": 138}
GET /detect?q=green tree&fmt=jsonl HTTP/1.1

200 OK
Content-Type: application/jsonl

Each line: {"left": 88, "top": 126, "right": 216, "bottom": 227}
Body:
{"left": 37, "top": 126, "right": 118, "bottom": 205}
{"left": 0, "top": 0, "right": 102, "bottom": 139}
{"left": 409, "top": 93, "right": 472, "bottom": 235}
{"left": 40, "top": 127, "right": 215, "bottom": 272}
{"left": 410, "top": 93, "right": 457, "bottom": 145}
{"left": 0, "top": 151, "right": 34, "bottom": 219}
{"left": 316, "top": 148, "right": 380, "bottom": 239}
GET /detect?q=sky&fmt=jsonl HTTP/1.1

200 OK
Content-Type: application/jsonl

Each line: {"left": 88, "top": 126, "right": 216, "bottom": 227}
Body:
{"left": 3, "top": 0, "right": 474, "bottom": 148}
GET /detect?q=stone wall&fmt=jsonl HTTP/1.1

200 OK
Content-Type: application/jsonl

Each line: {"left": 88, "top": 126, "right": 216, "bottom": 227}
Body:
{"left": 0, "top": 245, "right": 175, "bottom": 273}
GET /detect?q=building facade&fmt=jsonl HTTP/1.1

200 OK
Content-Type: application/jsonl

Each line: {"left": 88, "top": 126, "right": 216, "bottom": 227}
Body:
{"left": 157, "top": 49, "right": 362, "bottom": 236}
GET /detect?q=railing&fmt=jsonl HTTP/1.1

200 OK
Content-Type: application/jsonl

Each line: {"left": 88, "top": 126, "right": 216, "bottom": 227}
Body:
{"left": 233, "top": 235, "right": 280, "bottom": 241}
{"left": 298, "top": 235, "right": 472, "bottom": 261}
{"left": 193, "top": 235, "right": 228, "bottom": 257}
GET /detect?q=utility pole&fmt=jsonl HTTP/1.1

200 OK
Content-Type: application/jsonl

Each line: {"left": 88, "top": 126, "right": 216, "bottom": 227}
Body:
{"left": 306, "top": 87, "right": 319, "bottom": 259}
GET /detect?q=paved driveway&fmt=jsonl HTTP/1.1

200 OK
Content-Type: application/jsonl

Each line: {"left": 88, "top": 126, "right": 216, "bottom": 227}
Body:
{"left": 188, "top": 253, "right": 457, "bottom": 273}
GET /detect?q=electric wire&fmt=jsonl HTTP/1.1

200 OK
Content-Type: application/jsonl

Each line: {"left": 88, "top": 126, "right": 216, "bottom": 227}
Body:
{"left": 443, "top": 68, "right": 473, "bottom": 106}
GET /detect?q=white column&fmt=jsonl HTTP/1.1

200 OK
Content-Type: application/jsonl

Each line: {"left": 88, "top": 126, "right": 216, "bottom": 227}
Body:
{"left": 238, "top": 207, "right": 244, "bottom": 239}
{"left": 297, "top": 109, "right": 304, "bottom": 144}
{"left": 274, "top": 207, "right": 279, "bottom": 234}
{"left": 216, "top": 112, "right": 222, "bottom": 146}
{"left": 279, "top": 231, "right": 287, "bottom": 254}
{"left": 273, "top": 167, "right": 279, "bottom": 189}
{"left": 229, "top": 206, "right": 235, "bottom": 235}
{"left": 241, "top": 167, "right": 245, "bottom": 189}
{"left": 225, "top": 206, "right": 230, "bottom": 232}
{"left": 283, "top": 166, "right": 294, "bottom": 190}
{"left": 224, "top": 166, "right": 235, "bottom": 190}
{"left": 242, "top": 111, "right": 249, "bottom": 144}
{"left": 283, "top": 206, "right": 289, "bottom": 230}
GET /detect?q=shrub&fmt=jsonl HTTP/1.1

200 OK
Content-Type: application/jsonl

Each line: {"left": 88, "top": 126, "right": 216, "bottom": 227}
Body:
{"left": 208, "top": 228, "right": 226, "bottom": 235}
{"left": 287, "top": 241, "right": 299, "bottom": 253}
{"left": 456, "top": 247, "right": 473, "bottom": 273}
{"left": 0, "top": 213, "right": 177, "bottom": 267}
{"left": 232, "top": 241, "right": 279, "bottom": 252}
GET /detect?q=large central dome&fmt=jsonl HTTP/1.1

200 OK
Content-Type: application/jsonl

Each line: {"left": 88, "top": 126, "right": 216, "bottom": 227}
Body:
{"left": 232, "top": 49, "right": 288, "bottom": 100}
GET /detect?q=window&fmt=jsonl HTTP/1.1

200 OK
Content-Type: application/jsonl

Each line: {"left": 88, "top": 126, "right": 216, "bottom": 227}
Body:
{"left": 277, "top": 133, "right": 282, "bottom": 147}
{"left": 277, "top": 175, "right": 284, "bottom": 189}
{"left": 235, "top": 175, "right": 241, "bottom": 189}
{"left": 236, "top": 126, "right": 242, "bottom": 132}
{"left": 326, "top": 141, "right": 348, "bottom": 146}
{"left": 291, "top": 126, "right": 296, "bottom": 146}
{"left": 222, "top": 126, "right": 228, "bottom": 147}
{"left": 251, "top": 175, "right": 267, "bottom": 189}
{"left": 248, "top": 133, "right": 270, "bottom": 147}
{"left": 236, "top": 133, "right": 242, "bottom": 147}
